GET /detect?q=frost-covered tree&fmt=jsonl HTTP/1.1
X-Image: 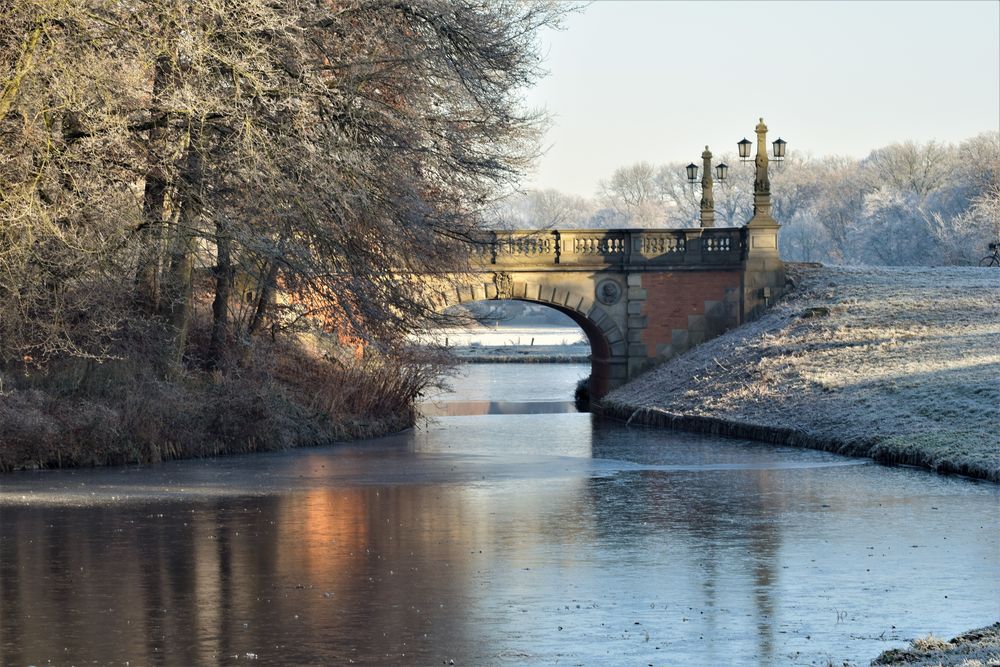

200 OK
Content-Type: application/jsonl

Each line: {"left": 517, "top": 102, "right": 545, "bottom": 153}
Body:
{"left": 599, "top": 162, "right": 671, "bottom": 227}
{"left": 0, "top": 0, "right": 571, "bottom": 369}
{"left": 486, "top": 189, "right": 598, "bottom": 229}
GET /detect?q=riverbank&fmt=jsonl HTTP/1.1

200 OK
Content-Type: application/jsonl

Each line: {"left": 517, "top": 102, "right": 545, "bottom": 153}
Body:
{"left": 604, "top": 264, "right": 1000, "bottom": 482}
{"left": 871, "top": 622, "right": 1000, "bottom": 666}
{"left": 0, "top": 336, "right": 422, "bottom": 471}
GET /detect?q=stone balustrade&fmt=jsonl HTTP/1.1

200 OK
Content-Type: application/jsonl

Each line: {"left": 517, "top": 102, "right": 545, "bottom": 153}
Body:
{"left": 466, "top": 228, "right": 745, "bottom": 269}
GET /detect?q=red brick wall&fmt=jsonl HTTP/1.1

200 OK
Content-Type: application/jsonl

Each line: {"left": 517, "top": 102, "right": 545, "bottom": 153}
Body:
{"left": 640, "top": 270, "right": 741, "bottom": 356}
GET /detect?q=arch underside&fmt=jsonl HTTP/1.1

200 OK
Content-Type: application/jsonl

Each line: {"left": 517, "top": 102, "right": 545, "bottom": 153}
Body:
{"left": 431, "top": 278, "right": 628, "bottom": 398}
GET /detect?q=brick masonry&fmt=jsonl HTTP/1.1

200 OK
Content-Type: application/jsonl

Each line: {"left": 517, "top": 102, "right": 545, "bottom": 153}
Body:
{"left": 630, "top": 270, "right": 743, "bottom": 373}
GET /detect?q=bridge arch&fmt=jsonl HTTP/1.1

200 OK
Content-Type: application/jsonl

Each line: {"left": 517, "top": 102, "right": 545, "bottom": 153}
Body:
{"left": 418, "top": 226, "right": 785, "bottom": 400}
{"left": 430, "top": 277, "right": 629, "bottom": 398}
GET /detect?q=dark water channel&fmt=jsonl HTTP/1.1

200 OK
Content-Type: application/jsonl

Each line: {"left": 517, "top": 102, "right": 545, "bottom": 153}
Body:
{"left": 1, "top": 364, "right": 997, "bottom": 666}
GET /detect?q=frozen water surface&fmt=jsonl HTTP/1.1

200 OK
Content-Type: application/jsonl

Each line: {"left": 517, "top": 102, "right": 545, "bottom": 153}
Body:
{"left": 1, "top": 364, "right": 997, "bottom": 666}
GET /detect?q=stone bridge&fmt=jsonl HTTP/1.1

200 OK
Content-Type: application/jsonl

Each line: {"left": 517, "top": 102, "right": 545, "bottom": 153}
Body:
{"left": 426, "top": 221, "right": 785, "bottom": 398}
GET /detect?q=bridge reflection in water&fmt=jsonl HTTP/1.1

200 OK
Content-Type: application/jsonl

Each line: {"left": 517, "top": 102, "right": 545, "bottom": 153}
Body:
{"left": 420, "top": 399, "right": 579, "bottom": 416}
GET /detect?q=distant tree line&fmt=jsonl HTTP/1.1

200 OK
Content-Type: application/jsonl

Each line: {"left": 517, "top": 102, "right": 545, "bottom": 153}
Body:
{"left": 490, "top": 133, "right": 1000, "bottom": 266}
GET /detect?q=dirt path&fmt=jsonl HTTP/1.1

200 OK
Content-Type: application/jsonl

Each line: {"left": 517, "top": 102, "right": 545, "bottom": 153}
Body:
{"left": 605, "top": 264, "right": 1000, "bottom": 481}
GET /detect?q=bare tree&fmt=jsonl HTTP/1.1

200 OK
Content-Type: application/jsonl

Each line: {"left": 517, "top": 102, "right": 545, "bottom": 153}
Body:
{"left": 485, "top": 189, "right": 597, "bottom": 229}
{"left": 0, "top": 0, "right": 571, "bottom": 373}
{"left": 864, "top": 140, "right": 957, "bottom": 204}
{"left": 599, "top": 161, "right": 669, "bottom": 226}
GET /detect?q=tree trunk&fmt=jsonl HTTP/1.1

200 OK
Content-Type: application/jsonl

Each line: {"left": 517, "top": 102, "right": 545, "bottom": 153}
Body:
{"left": 239, "top": 257, "right": 280, "bottom": 367}
{"left": 136, "top": 169, "right": 166, "bottom": 312}
{"left": 208, "top": 217, "right": 233, "bottom": 369}
{"left": 135, "top": 54, "right": 173, "bottom": 312}
{"left": 162, "top": 120, "right": 204, "bottom": 370}
{"left": 0, "top": 21, "right": 44, "bottom": 125}
{"left": 247, "top": 258, "right": 280, "bottom": 338}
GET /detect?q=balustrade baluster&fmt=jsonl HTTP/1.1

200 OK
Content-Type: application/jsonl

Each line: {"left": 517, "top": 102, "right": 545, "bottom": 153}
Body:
{"left": 473, "top": 228, "right": 743, "bottom": 268}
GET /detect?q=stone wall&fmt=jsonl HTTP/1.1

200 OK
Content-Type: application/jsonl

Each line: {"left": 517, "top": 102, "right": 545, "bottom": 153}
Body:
{"left": 627, "top": 270, "right": 743, "bottom": 375}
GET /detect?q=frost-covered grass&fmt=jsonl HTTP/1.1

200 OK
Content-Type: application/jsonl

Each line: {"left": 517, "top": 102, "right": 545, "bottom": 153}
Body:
{"left": 606, "top": 264, "right": 1000, "bottom": 481}
{"left": 871, "top": 623, "right": 1000, "bottom": 666}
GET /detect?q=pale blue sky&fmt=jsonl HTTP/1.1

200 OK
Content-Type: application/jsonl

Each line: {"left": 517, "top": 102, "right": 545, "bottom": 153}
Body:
{"left": 523, "top": 1, "right": 1000, "bottom": 196}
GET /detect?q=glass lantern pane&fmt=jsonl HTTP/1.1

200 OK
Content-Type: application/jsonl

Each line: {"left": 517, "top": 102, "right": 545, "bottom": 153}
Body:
{"left": 737, "top": 138, "right": 752, "bottom": 159}
{"left": 773, "top": 138, "right": 787, "bottom": 158}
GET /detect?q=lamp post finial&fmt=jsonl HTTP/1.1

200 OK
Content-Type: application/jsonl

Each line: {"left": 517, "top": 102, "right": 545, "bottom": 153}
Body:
{"left": 750, "top": 118, "right": 772, "bottom": 223}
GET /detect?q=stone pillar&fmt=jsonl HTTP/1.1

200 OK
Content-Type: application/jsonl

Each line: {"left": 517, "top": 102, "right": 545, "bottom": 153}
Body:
{"left": 742, "top": 118, "right": 784, "bottom": 321}
{"left": 749, "top": 118, "right": 773, "bottom": 224}
{"left": 624, "top": 270, "right": 650, "bottom": 379}
{"left": 700, "top": 146, "right": 715, "bottom": 228}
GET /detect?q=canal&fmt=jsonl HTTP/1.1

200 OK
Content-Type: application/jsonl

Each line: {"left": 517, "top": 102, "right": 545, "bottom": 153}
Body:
{"left": 1, "top": 364, "right": 997, "bottom": 665}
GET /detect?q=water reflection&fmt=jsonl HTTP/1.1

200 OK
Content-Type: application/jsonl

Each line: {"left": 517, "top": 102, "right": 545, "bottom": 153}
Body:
{"left": 1, "top": 478, "right": 602, "bottom": 665}
{"left": 420, "top": 399, "right": 579, "bottom": 417}
{"left": 1, "top": 364, "right": 998, "bottom": 666}
{"left": 580, "top": 467, "right": 784, "bottom": 663}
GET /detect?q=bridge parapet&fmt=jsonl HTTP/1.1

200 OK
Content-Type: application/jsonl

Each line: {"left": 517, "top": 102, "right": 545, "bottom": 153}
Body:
{"left": 469, "top": 228, "right": 744, "bottom": 270}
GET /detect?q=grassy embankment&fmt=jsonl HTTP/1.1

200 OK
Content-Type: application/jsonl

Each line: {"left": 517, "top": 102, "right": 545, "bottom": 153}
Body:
{"left": 870, "top": 622, "right": 1000, "bottom": 666}
{"left": 604, "top": 264, "right": 1000, "bottom": 481}
{"left": 0, "top": 330, "right": 428, "bottom": 471}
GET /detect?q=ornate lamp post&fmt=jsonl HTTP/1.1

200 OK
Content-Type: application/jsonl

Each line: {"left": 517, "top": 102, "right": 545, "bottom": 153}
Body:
{"left": 744, "top": 117, "right": 786, "bottom": 227}
{"left": 736, "top": 117, "right": 788, "bottom": 319}
{"left": 686, "top": 146, "right": 728, "bottom": 228}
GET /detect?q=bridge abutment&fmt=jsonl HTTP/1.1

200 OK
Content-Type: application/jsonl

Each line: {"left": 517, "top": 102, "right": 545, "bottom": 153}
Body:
{"left": 624, "top": 268, "right": 744, "bottom": 379}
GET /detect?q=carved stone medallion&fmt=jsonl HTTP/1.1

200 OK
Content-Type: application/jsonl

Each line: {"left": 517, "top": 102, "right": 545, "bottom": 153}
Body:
{"left": 493, "top": 272, "right": 513, "bottom": 299}
{"left": 596, "top": 279, "right": 621, "bottom": 305}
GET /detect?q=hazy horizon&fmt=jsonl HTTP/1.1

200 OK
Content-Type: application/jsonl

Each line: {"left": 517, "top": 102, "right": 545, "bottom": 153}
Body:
{"left": 523, "top": 1, "right": 1000, "bottom": 197}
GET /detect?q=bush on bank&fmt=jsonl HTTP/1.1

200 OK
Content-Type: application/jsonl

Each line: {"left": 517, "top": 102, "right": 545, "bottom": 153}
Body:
{"left": 0, "top": 321, "right": 442, "bottom": 471}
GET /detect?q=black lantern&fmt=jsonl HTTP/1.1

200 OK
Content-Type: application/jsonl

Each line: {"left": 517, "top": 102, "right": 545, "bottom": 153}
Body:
{"left": 685, "top": 163, "right": 698, "bottom": 183}
{"left": 715, "top": 162, "right": 729, "bottom": 182}
{"left": 772, "top": 137, "right": 786, "bottom": 161}
{"left": 737, "top": 137, "right": 752, "bottom": 162}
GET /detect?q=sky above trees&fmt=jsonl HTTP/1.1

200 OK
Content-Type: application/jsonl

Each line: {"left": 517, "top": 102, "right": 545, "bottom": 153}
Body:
{"left": 524, "top": 1, "right": 1000, "bottom": 196}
